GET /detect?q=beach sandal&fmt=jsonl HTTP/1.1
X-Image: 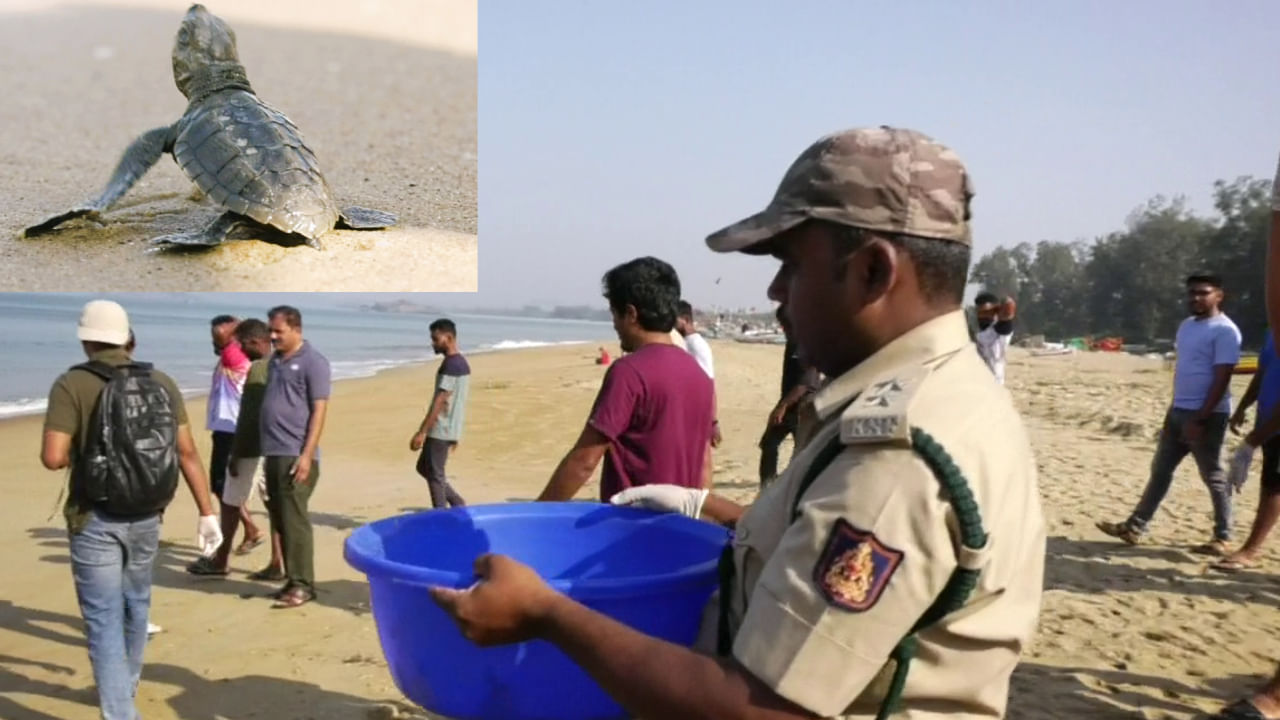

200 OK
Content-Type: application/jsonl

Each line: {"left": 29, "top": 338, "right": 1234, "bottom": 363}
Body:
{"left": 248, "top": 566, "right": 286, "bottom": 582}
{"left": 234, "top": 535, "right": 265, "bottom": 556}
{"left": 1192, "top": 540, "right": 1230, "bottom": 557}
{"left": 266, "top": 583, "right": 293, "bottom": 600}
{"left": 1209, "top": 557, "right": 1255, "bottom": 574}
{"left": 185, "top": 556, "right": 229, "bottom": 576}
{"left": 1210, "top": 699, "right": 1280, "bottom": 720}
{"left": 1096, "top": 520, "right": 1141, "bottom": 545}
{"left": 272, "top": 587, "right": 315, "bottom": 609}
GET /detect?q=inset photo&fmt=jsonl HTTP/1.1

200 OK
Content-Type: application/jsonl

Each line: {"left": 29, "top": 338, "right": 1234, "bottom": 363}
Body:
{"left": 2, "top": 0, "right": 476, "bottom": 291}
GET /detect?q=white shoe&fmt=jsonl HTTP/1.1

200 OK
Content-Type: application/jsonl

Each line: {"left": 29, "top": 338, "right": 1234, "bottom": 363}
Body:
{"left": 147, "top": 622, "right": 163, "bottom": 635}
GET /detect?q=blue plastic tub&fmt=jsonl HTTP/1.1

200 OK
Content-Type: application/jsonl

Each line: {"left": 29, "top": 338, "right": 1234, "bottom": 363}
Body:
{"left": 343, "top": 502, "right": 730, "bottom": 720}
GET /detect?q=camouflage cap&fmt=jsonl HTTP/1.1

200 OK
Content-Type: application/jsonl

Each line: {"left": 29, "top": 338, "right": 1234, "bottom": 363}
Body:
{"left": 705, "top": 126, "right": 974, "bottom": 253}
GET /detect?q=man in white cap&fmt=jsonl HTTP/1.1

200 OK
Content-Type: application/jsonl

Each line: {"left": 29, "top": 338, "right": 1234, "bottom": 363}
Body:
{"left": 41, "top": 299, "right": 221, "bottom": 720}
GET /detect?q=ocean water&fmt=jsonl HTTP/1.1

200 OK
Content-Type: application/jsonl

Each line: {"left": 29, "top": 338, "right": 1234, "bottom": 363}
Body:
{"left": 0, "top": 294, "right": 614, "bottom": 419}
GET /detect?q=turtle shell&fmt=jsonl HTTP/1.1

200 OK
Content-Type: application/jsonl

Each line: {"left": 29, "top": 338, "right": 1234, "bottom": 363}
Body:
{"left": 174, "top": 90, "right": 340, "bottom": 239}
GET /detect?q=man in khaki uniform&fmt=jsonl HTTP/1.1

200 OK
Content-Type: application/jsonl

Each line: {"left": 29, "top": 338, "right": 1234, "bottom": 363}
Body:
{"left": 429, "top": 127, "right": 1046, "bottom": 720}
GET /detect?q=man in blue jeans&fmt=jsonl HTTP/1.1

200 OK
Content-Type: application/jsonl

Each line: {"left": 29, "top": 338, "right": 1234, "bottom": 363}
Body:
{"left": 1097, "top": 273, "right": 1242, "bottom": 555}
{"left": 40, "top": 300, "right": 221, "bottom": 720}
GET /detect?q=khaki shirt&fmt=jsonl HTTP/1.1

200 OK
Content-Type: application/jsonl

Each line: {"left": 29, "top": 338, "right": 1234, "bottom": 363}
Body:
{"left": 694, "top": 310, "right": 1045, "bottom": 718}
{"left": 43, "top": 349, "right": 188, "bottom": 533}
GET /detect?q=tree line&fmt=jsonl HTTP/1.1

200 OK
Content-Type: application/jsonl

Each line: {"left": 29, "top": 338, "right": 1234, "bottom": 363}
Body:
{"left": 968, "top": 176, "right": 1271, "bottom": 350}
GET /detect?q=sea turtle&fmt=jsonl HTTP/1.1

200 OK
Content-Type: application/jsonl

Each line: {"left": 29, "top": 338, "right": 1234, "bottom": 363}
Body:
{"left": 23, "top": 3, "right": 396, "bottom": 249}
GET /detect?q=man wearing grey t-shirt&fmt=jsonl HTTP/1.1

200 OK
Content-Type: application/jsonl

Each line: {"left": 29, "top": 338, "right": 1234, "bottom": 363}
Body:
{"left": 260, "top": 305, "right": 330, "bottom": 608}
{"left": 1098, "top": 273, "right": 1242, "bottom": 554}
{"left": 411, "top": 318, "right": 471, "bottom": 508}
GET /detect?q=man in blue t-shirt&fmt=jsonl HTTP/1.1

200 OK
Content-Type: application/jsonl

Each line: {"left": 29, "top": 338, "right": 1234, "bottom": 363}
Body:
{"left": 1213, "top": 331, "right": 1280, "bottom": 572}
{"left": 1097, "top": 273, "right": 1242, "bottom": 554}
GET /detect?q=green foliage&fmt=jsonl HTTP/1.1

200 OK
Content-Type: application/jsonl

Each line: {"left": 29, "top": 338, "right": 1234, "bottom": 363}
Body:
{"left": 969, "top": 177, "right": 1271, "bottom": 348}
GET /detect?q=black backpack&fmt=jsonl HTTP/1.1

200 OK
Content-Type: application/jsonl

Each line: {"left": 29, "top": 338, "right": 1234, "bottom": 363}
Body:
{"left": 72, "top": 360, "right": 180, "bottom": 516}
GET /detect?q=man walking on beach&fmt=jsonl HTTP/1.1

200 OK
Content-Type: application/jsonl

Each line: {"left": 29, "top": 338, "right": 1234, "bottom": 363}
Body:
{"left": 188, "top": 315, "right": 264, "bottom": 575}
{"left": 432, "top": 126, "right": 1046, "bottom": 719}
{"left": 41, "top": 299, "right": 221, "bottom": 720}
{"left": 1098, "top": 272, "right": 1242, "bottom": 554}
{"left": 190, "top": 318, "right": 282, "bottom": 578}
{"left": 974, "top": 291, "right": 1017, "bottom": 385}
{"left": 410, "top": 318, "right": 471, "bottom": 508}
{"left": 1202, "top": 151, "right": 1280, "bottom": 720}
{"left": 758, "top": 307, "right": 821, "bottom": 487}
{"left": 536, "top": 257, "right": 715, "bottom": 503}
{"left": 260, "top": 306, "right": 330, "bottom": 608}
{"left": 1214, "top": 328, "right": 1280, "bottom": 572}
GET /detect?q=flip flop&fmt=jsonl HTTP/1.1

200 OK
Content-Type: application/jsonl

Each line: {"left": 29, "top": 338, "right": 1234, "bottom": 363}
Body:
{"left": 1095, "top": 520, "right": 1141, "bottom": 545}
{"left": 266, "top": 583, "right": 293, "bottom": 600}
{"left": 248, "top": 566, "right": 286, "bottom": 582}
{"left": 1210, "top": 699, "right": 1280, "bottom": 720}
{"left": 1192, "top": 540, "right": 1230, "bottom": 557}
{"left": 1209, "top": 558, "right": 1255, "bottom": 574}
{"left": 234, "top": 535, "right": 265, "bottom": 556}
{"left": 272, "top": 587, "right": 315, "bottom": 609}
{"left": 185, "top": 557, "right": 229, "bottom": 576}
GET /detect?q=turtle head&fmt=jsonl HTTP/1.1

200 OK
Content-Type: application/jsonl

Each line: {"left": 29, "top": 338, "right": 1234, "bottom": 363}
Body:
{"left": 172, "top": 4, "right": 246, "bottom": 98}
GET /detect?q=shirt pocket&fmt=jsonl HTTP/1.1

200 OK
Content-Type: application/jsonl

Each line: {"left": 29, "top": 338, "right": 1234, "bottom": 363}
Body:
{"left": 286, "top": 371, "right": 310, "bottom": 398}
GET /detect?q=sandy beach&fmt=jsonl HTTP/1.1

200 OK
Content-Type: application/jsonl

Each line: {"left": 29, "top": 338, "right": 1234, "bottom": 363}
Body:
{"left": 2, "top": 340, "right": 1279, "bottom": 719}
{"left": 0, "top": 0, "right": 476, "bottom": 291}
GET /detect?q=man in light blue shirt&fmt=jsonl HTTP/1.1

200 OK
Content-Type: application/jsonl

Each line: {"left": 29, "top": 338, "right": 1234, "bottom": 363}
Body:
{"left": 1098, "top": 273, "right": 1241, "bottom": 553}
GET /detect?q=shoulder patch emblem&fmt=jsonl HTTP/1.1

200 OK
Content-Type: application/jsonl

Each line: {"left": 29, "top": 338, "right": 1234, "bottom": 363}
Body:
{"left": 840, "top": 369, "right": 925, "bottom": 445}
{"left": 860, "top": 378, "right": 905, "bottom": 407}
{"left": 813, "top": 519, "right": 904, "bottom": 612}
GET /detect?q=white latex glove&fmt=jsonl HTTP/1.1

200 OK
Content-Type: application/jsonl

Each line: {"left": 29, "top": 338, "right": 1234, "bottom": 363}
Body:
{"left": 197, "top": 514, "right": 223, "bottom": 557}
{"left": 610, "top": 485, "right": 709, "bottom": 519}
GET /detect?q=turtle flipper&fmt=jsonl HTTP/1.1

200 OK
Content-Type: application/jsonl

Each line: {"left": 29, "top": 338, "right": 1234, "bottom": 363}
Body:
{"left": 22, "top": 207, "right": 105, "bottom": 237}
{"left": 24, "top": 124, "right": 176, "bottom": 237}
{"left": 150, "top": 212, "right": 246, "bottom": 248}
{"left": 337, "top": 206, "right": 397, "bottom": 230}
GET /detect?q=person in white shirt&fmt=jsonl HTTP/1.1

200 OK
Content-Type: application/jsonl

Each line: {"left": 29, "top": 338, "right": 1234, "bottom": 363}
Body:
{"left": 675, "top": 300, "right": 715, "bottom": 378}
{"left": 974, "top": 292, "right": 1016, "bottom": 384}
{"left": 676, "top": 300, "right": 721, "bottom": 450}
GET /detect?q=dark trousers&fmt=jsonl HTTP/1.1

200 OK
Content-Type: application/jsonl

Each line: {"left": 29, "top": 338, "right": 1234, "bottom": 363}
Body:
{"left": 415, "top": 438, "right": 465, "bottom": 508}
{"left": 1127, "top": 407, "right": 1233, "bottom": 541}
{"left": 209, "top": 431, "right": 234, "bottom": 499}
{"left": 1261, "top": 436, "right": 1280, "bottom": 494}
{"left": 263, "top": 455, "right": 319, "bottom": 590}
{"left": 758, "top": 409, "right": 799, "bottom": 484}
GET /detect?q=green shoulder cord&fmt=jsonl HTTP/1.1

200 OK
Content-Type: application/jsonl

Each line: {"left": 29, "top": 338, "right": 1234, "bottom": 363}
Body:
{"left": 715, "top": 425, "right": 988, "bottom": 720}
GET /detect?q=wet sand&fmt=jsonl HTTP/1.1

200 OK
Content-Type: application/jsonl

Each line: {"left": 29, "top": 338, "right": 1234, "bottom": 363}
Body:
{"left": 0, "top": 342, "right": 1278, "bottom": 718}
{"left": 0, "top": 0, "right": 476, "bottom": 291}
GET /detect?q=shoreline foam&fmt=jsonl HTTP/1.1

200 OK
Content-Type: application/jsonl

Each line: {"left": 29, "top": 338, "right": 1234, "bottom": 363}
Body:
{"left": 0, "top": 339, "right": 603, "bottom": 422}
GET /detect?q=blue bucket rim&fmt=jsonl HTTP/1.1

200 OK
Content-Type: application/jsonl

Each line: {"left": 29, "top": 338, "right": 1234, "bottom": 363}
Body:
{"left": 343, "top": 501, "right": 730, "bottom": 600}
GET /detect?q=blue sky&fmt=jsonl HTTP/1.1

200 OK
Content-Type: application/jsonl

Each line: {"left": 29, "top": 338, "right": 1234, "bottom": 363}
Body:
{"left": 479, "top": 0, "right": 1280, "bottom": 310}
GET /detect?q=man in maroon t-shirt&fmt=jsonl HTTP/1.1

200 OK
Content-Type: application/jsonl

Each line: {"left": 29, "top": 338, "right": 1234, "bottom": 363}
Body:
{"left": 536, "top": 257, "right": 716, "bottom": 503}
